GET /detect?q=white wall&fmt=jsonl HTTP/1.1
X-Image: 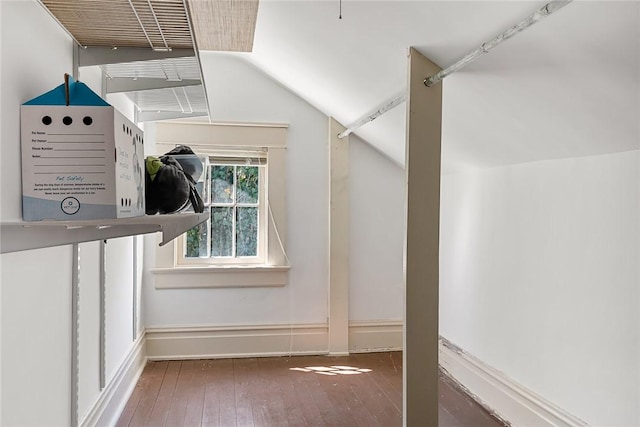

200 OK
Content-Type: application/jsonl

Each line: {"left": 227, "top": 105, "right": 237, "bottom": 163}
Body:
{"left": 105, "top": 237, "right": 135, "bottom": 382}
{"left": 144, "top": 54, "right": 406, "bottom": 332}
{"left": 78, "top": 241, "right": 101, "bottom": 421}
{"left": 1, "top": 2, "right": 74, "bottom": 425}
{"left": 440, "top": 150, "right": 640, "bottom": 426}
{"left": 1, "top": 246, "right": 73, "bottom": 426}
{"left": 144, "top": 53, "right": 331, "bottom": 327}
{"left": 1, "top": 1, "right": 144, "bottom": 424}
{"left": 349, "top": 136, "right": 404, "bottom": 322}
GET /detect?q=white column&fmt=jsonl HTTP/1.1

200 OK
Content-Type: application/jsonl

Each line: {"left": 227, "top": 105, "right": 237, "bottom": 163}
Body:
{"left": 328, "top": 117, "right": 350, "bottom": 355}
{"left": 403, "top": 47, "right": 442, "bottom": 427}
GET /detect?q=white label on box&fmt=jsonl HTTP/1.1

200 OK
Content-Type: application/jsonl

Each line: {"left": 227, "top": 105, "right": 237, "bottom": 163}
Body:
{"left": 21, "top": 105, "right": 144, "bottom": 220}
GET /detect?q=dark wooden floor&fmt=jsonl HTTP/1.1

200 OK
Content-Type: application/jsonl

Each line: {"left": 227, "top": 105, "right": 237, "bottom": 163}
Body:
{"left": 116, "top": 352, "right": 504, "bottom": 427}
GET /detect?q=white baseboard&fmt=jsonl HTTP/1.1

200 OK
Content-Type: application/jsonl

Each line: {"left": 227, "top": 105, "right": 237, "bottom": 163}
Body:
{"left": 146, "top": 323, "right": 329, "bottom": 360}
{"left": 146, "top": 320, "right": 404, "bottom": 360}
{"left": 80, "top": 335, "right": 147, "bottom": 427}
{"left": 349, "top": 320, "right": 403, "bottom": 353}
{"left": 439, "top": 337, "right": 588, "bottom": 427}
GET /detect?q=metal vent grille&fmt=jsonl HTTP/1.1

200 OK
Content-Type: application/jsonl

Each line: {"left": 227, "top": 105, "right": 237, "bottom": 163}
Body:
{"left": 37, "top": 0, "right": 258, "bottom": 122}
{"left": 103, "top": 57, "right": 202, "bottom": 81}
{"left": 126, "top": 86, "right": 207, "bottom": 113}
{"left": 103, "top": 57, "right": 208, "bottom": 118}
{"left": 40, "top": 0, "right": 193, "bottom": 49}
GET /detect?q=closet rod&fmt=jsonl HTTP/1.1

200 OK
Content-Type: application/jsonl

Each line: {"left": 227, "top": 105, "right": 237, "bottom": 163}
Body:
{"left": 424, "top": 0, "right": 572, "bottom": 87}
{"left": 337, "top": 92, "right": 406, "bottom": 139}
{"left": 338, "top": 0, "right": 572, "bottom": 139}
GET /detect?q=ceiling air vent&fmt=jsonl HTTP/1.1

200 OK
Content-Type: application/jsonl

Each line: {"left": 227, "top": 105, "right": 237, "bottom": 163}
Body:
{"left": 38, "top": 0, "right": 259, "bottom": 121}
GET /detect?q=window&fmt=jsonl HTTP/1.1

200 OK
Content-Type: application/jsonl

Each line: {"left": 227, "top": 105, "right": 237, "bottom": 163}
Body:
{"left": 179, "top": 154, "right": 267, "bottom": 265}
{"left": 152, "top": 121, "right": 289, "bottom": 289}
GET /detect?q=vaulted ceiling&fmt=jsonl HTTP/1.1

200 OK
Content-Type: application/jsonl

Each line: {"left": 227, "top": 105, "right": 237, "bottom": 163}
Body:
{"left": 225, "top": 0, "right": 639, "bottom": 173}
{"left": 40, "top": 0, "right": 639, "bottom": 173}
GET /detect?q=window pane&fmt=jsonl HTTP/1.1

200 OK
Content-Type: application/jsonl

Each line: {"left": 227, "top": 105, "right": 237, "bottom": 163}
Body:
{"left": 211, "top": 207, "right": 233, "bottom": 256}
{"left": 211, "top": 165, "right": 234, "bottom": 203}
{"left": 236, "top": 207, "right": 258, "bottom": 257}
{"left": 236, "top": 166, "right": 259, "bottom": 204}
{"left": 185, "top": 221, "right": 208, "bottom": 258}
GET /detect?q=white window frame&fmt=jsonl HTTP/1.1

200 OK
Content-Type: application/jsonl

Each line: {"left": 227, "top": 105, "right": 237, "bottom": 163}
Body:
{"left": 176, "top": 155, "right": 268, "bottom": 266}
{"left": 152, "top": 121, "right": 290, "bottom": 289}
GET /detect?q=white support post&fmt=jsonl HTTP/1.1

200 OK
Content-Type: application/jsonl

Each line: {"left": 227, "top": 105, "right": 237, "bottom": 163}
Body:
{"left": 328, "top": 117, "right": 350, "bottom": 355}
{"left": 403, "top": 47, "right": 442, "bottom": 427}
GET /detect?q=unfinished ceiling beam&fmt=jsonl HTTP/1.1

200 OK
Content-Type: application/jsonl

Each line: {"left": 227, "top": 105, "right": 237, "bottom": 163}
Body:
{"left": 337, "top": 0, "right": 573, "bottom": 139}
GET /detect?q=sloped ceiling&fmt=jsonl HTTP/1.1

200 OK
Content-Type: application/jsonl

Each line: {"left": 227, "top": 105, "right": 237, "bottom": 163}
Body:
{"left": 216, "top": 0, "right": 639, "bottom": 172}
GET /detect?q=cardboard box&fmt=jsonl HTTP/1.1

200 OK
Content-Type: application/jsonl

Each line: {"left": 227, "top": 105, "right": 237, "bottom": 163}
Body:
{"left": 21, "top": 75, "right": 145, "bottom": 221}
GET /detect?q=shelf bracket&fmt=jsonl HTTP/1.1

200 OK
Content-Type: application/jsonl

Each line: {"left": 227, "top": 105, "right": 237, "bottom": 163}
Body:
{"left": 0, "top": 213, "right": 209, "bottom": 254}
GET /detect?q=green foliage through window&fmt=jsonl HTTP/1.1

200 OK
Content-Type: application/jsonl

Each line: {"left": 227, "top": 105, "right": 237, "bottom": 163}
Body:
{"left": 185, "top": 162, "right": 261, "bottom": 260}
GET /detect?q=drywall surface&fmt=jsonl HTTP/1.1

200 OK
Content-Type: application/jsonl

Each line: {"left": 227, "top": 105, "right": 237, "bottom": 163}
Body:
{"left": 78, "top": 241, "right": 101, "bottom": 421}
{"left": 143, "top": 53, "right": 331, "bottom": 327}
{"left": 1, "top": 2, "right": 74, "bottom": 424}
{"left": 144, "top": 54, "right": 407, "bottom": 330}
{"left": 1, "top": 1, "right": 144, "bottom": 422}
{"left": 105, "top": 237, "right": 135, "bottom": 382}
{"left": 349, "top": 135, "right": 404, "bottom": 322}
{"left": 440, "top": 150, "right": 640, "bottom": 426}
{"left": 1, "top": 246, "right": 73, "bottom": 426}
{"left": 0, "top": 0, "right": 73, "bottom": 221}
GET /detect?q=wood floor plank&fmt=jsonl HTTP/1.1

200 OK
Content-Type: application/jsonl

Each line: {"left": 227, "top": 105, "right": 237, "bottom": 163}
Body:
{"left": 439, "top": 370, "right": 503, "bottom": 427}
{"left": 301, "top": 355, "right": 373, "bottom": 426}
{"left": 281, "top": 356, "right": 326, "bottom": 427}
{"left": 322, "top": 355, "right": 382, "bottom": 427}
{"left": 146, "top": 360, "right": 182, "bottom": 426}
{"left": 249, "top": 357, "right": 290, "bottom": 427}
{"left": 289, "top": 355, "right": 346, "bottom": 426}
{"left": 165, "top": 360, "right": 198, "bottom": 427}
{"left": 232, "top": 358, "right": 256, "bottom": 427}
{"left": 265, "top": 356, "right": 320, "bottom": 427}
{"left": 262, "top": 356, "right": 333, "bottom": 427}
{"left": 117, "top": 352, "right": 505, "bottom": 427}
{"left": 353, "top": 352, "right": 403, "bottom": 414}
{"left": 182, "top": 360, "right": 208, "bottom": 426}
{"left": 202, "top": 358, "right": 237, "bottom": 427}
{"left": 115, "top": 361, "right": 158, "bottom": 427}
{"left": 215, "top": 359, "right": 238, "bottom": 427}
{"left": 127, "top": 361, "right": 169, "bottom": 426}
{"left": 338, "top": 356, "right": 402, "bottom": 426}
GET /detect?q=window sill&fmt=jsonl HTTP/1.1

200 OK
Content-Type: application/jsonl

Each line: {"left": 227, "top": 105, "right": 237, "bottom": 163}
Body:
{"left": 152, "top": 265, "right": 290, "bottom": 289}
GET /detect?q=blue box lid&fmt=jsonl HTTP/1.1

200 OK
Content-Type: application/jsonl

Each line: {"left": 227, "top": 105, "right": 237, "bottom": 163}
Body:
{"left": 23, "top": 74, "right": 110, "bottom": 107}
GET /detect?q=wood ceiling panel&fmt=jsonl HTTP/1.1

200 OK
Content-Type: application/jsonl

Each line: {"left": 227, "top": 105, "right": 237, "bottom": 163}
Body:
{"left": 185, "top": 0, "right": 259, "bottom": 52}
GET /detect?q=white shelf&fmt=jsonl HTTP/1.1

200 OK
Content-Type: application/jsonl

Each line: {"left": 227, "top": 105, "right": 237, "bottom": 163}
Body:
{"left": 0, "top": 212, "right": 209, "bottom": 254}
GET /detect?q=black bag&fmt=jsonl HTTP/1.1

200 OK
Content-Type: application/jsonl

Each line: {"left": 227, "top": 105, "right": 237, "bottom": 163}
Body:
{"left": 145, "top": 145, "right": 205, "bottom": 215}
